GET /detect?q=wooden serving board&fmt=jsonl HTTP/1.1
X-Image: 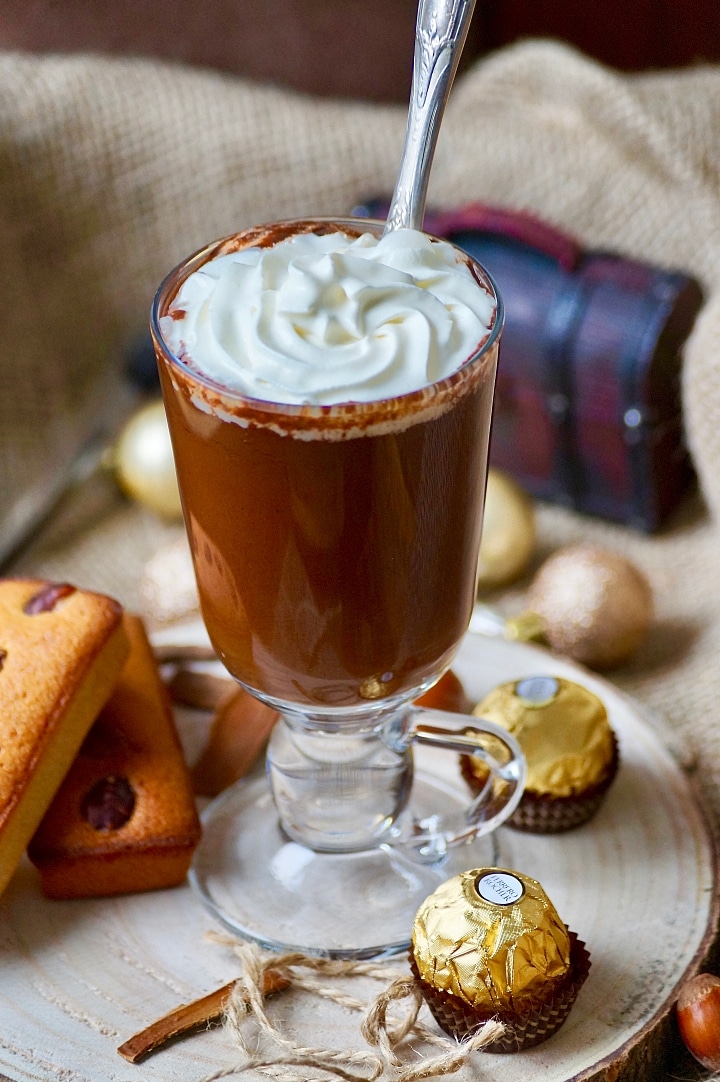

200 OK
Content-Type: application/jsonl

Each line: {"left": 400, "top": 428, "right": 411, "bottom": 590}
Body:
{"left": 0, "top": 633, "right": 716, "bottom": 1082}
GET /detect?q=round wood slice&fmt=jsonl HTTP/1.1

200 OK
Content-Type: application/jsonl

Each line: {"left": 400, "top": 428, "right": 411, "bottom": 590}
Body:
{"left": 0, "top": 630, "right": 716, "bottom": 1082}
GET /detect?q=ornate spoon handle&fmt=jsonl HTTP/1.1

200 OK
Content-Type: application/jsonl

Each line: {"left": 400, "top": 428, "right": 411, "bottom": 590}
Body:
{"left": 385, "top": 0, "right": 477, "bottom": 233}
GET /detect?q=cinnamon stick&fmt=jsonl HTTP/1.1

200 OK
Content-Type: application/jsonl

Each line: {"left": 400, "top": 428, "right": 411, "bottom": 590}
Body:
{"left": 192, "top": 686, "right": 279, "bottom": 797}
{"left": 167, "top": 668, "right": 235, "bottom": 711}
{"left": 153, "top": 643, "right": 218, "bottom": 664}
{"left": 117, "top": 969, "right": 289, "bottom": 1063}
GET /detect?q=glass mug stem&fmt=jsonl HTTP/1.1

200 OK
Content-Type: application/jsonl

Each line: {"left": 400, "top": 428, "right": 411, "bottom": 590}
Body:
{"left": 267, "top": 705, "right": 525, "bottom": 858}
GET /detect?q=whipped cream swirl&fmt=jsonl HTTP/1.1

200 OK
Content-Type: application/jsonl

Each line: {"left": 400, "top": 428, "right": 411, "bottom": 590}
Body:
{"left": 161, "top": 228, "right": 495, "bottom": 406}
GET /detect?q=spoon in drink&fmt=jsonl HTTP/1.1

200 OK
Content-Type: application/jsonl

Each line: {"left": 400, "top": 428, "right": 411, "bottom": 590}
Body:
{"left": 385, "top": 0, "right": 477, "bottom": 234}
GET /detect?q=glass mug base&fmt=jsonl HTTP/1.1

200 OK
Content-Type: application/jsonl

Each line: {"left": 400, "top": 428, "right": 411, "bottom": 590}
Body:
{"left": 189, "top": 770, "right": 500, "bottom": 959}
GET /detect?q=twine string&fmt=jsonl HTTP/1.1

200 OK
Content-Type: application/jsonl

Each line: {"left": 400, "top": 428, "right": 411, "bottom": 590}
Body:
{"left": 361, "top": 973, "right": 505, "bottom": 1081}
{"left": 361, "top": 975, "right": 424, "bottom": 1069}
{"left": 201, "top": 932, "right": 505, "bottom": 1082}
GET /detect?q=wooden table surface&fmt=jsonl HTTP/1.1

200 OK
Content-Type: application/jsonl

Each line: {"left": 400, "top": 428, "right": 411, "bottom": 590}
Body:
{"left": 0, "top": 634, "right": 717, "bottom": 1082}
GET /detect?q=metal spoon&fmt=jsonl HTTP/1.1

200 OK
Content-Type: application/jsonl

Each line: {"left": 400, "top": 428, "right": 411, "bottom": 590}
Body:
{"left": 385, "top": 0, "right": 477, "bottom": 234}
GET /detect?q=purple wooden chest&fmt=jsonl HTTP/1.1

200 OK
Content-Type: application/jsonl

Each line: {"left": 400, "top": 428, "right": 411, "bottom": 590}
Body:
{"left": 354, "top": 201, "right": 704, "bottom": 532}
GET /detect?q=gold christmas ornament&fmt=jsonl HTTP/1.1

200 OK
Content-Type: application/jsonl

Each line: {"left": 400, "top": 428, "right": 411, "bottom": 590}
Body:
{"left": 521, "top": 543, "right": 654, "bottom": 670}
{"left": 114, "top": 400, "right": 183, "bottom": 519}
{"left": 477, "top": 469, "right": 536, "bottom": 590}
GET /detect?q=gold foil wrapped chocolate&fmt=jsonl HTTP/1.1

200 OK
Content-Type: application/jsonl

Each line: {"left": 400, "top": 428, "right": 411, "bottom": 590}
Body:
{"left": 471, "top": 676, "right": 615, "bottom": 798}
{"left": 412, "top": 868, "right": 571, "bottom": 1011}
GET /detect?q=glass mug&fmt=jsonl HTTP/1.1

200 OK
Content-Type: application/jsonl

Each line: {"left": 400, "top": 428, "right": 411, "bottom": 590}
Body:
{"left": 151, "top": 218, "right": 525, "bottom": 957}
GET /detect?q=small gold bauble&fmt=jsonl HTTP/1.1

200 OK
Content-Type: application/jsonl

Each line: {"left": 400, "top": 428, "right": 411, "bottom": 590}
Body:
{"left": 114, "top": 400, "right": 183, "bottom": 519}
{"left": 527, "top": 543, "right": 653, "bottom": 669}
{"left": 477, "top": 469, "right": 536, "bottom": 590}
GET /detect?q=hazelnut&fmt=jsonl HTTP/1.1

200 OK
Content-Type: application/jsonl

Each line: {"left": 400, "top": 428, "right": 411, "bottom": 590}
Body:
{"left": 676, "top": 972, "right": 720, "bottom": 1071}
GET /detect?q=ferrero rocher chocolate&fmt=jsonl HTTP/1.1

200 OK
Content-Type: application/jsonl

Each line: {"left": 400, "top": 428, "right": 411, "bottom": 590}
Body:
{"left": 411, "top": 868, "right": 571, "bottom": 1011}
{"left": 471, "top": 676, "right": 615, "bottom": 799}
{"left": 410, "top": 867, "right": 592, "bottom": 1052}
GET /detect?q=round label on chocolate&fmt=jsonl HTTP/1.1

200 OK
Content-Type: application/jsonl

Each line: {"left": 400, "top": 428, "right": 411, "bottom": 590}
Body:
{"left": 515, "top": 675, "right": 559, "bottom": 708}
{"left": 475, "top": 870, "right": 525, "bottom": 906}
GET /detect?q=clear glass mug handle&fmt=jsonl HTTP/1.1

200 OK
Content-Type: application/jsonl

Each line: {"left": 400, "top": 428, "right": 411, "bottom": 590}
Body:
{"left": 266, "top": 704, "right": 526, "bottom": 862}
{"left": 381, "top": 705, "right": 527, "bottom": 863}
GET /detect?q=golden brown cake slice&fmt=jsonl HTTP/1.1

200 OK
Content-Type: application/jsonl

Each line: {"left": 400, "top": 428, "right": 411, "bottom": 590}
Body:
{"left": 0, "top": 578, "right": 129, "bottom": 896}
{"left": 29, "top": 612, "right": 201, "bottom": 898}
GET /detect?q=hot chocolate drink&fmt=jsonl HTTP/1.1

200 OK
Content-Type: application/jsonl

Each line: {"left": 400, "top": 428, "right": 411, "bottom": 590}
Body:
{"left": 152, "top": 219, "right": 500, "bottom": 710}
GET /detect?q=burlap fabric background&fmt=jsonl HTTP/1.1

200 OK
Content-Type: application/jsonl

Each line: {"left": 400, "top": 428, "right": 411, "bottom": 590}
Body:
{"left": 2, "top": 38, "right": 720, "bottom": 1078}
{"left": 2, "top": 43, "right": 720, "bottom": 753}
{"left": 3, "top": 38, "right": 720, "bottom": 782}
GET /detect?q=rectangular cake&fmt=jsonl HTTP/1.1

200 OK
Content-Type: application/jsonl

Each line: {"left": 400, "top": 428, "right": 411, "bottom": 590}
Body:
{"left": 0, "top": 578, "right": 129, "bottom": 896}
{"left": 29, "top": 612, "right": 202, "bottom": 898}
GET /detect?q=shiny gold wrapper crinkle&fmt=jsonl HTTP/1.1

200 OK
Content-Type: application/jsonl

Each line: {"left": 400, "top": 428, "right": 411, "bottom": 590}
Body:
{"left": 461, "top": 676, "right": 619, "bottom": 833}
{"left": 474, "top": 677, "right": 614, "bottom": 797}
{"left": 412, "top": 869, "right": 571, "bottom": 1010}
{"left": 410, "top": 868, "right": 591, "bottom": 1053}
{"left": 409, "top": 934, "right": 591, "bottom": 1052}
